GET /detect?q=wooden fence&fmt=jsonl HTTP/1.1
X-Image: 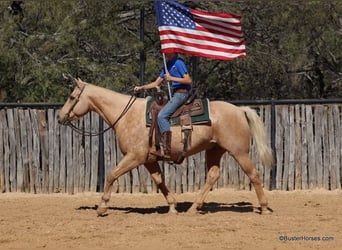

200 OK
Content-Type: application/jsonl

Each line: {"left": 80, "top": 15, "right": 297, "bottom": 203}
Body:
{"left": 0, "top": 102, "right": 341, "bottom": 194}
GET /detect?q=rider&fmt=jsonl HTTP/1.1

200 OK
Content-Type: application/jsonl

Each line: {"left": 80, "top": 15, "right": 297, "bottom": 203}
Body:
{"left": 134, "top": 52, "right": 192, "bottom": 159}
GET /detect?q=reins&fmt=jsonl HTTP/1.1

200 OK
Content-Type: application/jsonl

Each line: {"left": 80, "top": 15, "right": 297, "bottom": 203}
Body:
{"left": 66, "top": 94, "right": 136, "bottom": 136}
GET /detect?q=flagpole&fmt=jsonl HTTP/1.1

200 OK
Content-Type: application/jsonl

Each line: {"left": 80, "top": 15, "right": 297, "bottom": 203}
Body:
{"left": 162, "top": 53, "right": 172, "bottom": 100}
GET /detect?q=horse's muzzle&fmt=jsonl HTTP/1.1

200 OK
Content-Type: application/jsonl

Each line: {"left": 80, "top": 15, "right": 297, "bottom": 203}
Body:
{"left": 57, "top": 114, "right": 69, "bottom": 125}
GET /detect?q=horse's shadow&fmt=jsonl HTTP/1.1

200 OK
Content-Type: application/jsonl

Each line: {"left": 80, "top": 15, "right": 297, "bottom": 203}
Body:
{"left": 77, "top": 201, "right": 271, "bottom": 215}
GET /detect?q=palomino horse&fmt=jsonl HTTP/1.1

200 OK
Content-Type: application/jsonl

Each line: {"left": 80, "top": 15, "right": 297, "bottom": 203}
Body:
{"left": 57, "top": 78, "right": 273, "bottom": 216}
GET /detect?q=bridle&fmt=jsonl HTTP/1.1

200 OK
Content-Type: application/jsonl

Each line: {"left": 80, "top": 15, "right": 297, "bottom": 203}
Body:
{"left": 63, "top": 83, "right": 86, "bottom": 123}
{"left": 61, "top": 84, "right": 137, "bottom": 136}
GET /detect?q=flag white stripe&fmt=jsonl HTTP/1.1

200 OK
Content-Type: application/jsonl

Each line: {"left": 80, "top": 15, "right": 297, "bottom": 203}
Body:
{"left": 159, "top": 26, "right": 244, "bottom": 43}
{"left": 160, "top": 34, "right": 246, "bottom": 50}
{"left": 196, "top": 22, "right": 243, "bottom": 38}
{"left": 192, "top": 12, "right": 242, "bottom": 24}
{"left": 195, "top": 16, "right": 242, "bottom": 32}
{"left": 161, "top": 43, "right": 246, "bottom": 58}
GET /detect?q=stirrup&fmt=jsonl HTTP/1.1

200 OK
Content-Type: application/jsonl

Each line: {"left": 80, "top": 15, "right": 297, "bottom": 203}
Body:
{"left": 150, "top": 149, "right": 163, "bottom": 158}
{"left": 150, "top": 149, "right": 170, "bottom": 159}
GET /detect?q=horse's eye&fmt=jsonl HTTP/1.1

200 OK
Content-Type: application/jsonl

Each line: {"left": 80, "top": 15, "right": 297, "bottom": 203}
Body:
{"left": 69, "top": 96, "right": 75, "bottom": 100}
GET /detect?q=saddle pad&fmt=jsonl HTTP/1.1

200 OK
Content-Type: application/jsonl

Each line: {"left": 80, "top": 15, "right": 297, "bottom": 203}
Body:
{"left": 145, "top": 96, "right": 211, "bottom": 127}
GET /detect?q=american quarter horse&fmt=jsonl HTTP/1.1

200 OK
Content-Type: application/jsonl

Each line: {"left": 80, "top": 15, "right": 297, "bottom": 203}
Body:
{"left": 57, "top": 78, "right": 273, "bottom": 216}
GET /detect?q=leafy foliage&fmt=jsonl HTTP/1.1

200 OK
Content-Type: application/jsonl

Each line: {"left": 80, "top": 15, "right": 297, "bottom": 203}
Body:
{"left": 0, "top": 0, "right": 341, "bottom": 102}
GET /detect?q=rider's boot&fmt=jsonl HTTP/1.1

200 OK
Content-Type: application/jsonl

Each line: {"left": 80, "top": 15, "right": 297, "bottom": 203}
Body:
{"left": 150, "top": 131, "right": 171, "bottom": 159}
{"left": 162, "top": 131, "right": 172, "bottom": 158}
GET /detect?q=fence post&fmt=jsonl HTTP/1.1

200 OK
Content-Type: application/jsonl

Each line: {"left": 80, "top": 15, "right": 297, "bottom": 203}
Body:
{"left": 97, "top": 117, "right": 104, "bottom": 192}
{"left": 270, "top": 100, "right": 277, "bottom": 190}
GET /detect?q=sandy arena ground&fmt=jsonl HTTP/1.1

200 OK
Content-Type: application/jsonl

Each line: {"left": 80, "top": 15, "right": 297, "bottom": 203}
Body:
{"left": 0, "top": 189, "right": 341, "bottom": 250}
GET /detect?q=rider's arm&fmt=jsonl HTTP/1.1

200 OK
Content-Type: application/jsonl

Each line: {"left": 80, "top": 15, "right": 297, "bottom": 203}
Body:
{"left": 164, "top": 73, "right": 192, "bottom": 85}
{"left": 134, "top": 77, "right": 163, "bottom": 92}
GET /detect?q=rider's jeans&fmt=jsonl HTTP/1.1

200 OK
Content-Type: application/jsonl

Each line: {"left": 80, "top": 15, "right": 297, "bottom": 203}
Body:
{"left": 158, "top": 92, "right": 189, "bottom": 134}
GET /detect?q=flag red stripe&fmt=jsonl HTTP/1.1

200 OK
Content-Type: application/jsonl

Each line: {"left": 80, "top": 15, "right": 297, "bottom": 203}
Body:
{"left": 194, "top": 17, "right": 243, "bottom": 37}
{"left": 159, "top": 29, "right": 245, "bottom": 46}
{"left": 193, "top": 14, "right": 242, "bottom": 28}
{"left": 195, "top": 25, "right": 243, "bottom": 39}
{"left": 160, "top": 38, "right": 245, "bottom": 54}
{"left": 162, "top": 47, "right": 246, "bottom": 60}
{"left": 191, "top": 9, "right": 242, "bottom": 20}
{"left": 194, "top": 18, "right": 242, "bottom": 35}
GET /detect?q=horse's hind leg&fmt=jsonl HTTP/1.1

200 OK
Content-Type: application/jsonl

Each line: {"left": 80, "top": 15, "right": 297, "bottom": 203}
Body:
{"left": 144, "top": 162, "right": 178, "bottom": 214}
{"left": 188, "top": 147, "right": 225, "bottom": 214}
{"left": 235, "top": 153, "right": 270, "bottom": 214}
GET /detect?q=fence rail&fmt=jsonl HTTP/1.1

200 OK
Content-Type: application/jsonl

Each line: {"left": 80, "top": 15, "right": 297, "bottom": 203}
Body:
{"left": 0, "top": 100, "right": 341, "bottom": 194}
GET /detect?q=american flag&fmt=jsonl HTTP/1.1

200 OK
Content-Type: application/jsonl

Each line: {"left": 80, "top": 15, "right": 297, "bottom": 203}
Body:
{"left": 154, "top": 0, "right": 246, "bottom": 60}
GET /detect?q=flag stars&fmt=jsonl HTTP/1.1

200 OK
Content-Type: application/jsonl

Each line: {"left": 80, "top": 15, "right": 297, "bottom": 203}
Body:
{"left": 158, "top": 1, "right": 195, "bottom": 29}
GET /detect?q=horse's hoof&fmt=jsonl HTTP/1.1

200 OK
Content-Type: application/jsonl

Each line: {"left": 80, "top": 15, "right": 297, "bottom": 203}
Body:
{"left": 169, "top": 205, "right": 178, "bottom": 215}
{"left": 97, "top": 206, "right": 108, "bottom": 216}
{"left": 186, "top": 206, "right": 199, "bottom": 215}
{"left": 260, "top": 207, "right": 273, "bottom": 215}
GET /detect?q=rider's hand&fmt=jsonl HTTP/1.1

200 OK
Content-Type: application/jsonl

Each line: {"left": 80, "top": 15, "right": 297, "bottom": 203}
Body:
{"left": 164, "top": 73, "right": 172, "bottom": 81}
{"left": 134, "top": 86, "right": 144, "bottom": 92}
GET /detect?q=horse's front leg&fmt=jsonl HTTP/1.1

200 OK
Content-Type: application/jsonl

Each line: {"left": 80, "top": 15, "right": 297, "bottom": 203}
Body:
{"left": 97, "top": 154, "right": 140, "bottom": 216}
{"left": 144, "top": 162, "right": 178, "bottom": 214}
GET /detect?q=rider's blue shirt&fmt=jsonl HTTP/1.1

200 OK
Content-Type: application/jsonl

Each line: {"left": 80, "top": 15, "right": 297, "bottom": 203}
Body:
{"left": 159, "top": 55, "right": 191, "bottom": 90}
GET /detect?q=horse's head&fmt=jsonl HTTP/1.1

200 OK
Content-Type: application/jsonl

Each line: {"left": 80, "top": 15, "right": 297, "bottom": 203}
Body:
{"left": 57, "top": 78, "right": 90, "bottom": 125}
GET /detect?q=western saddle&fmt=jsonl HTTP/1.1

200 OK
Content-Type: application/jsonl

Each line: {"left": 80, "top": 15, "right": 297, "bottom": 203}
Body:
{"left": 148, "top": 90, "right": 205, "bottom": 163}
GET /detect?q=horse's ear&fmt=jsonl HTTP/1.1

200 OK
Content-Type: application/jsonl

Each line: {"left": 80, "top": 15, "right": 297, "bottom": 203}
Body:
{"left": 75, "top": 78, "right": 84, "bottom": 89}
{"left": 63, "top": 73, "right": 81, "bottom": 88}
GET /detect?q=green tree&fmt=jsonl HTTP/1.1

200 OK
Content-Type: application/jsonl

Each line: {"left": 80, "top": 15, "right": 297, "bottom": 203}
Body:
{"left": 0, "top": 0, "right": 341, "bottom": 102}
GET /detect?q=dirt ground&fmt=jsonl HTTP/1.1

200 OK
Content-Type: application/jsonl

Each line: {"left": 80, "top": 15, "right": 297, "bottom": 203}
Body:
{"left": 0, "top": 189, "right": 341, "bottom": 250}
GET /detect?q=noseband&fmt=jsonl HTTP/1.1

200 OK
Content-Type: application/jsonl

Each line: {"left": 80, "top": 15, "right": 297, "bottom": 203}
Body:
{"left": 63, "top": 84, "right": 86, "bottom": 124}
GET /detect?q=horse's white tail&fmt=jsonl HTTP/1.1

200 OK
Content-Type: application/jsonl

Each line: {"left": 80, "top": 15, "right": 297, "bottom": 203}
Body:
{"left": 240, "top": 106, "right": 274, "bottom": 169}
